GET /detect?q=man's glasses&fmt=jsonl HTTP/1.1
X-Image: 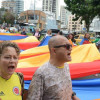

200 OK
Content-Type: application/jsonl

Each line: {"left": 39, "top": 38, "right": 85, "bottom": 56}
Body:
{"left": 54, "top": 44, "right": 72, "bottom": 50}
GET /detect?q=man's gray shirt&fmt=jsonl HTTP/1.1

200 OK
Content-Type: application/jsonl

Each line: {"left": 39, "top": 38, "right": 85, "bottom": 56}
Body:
{"left": 27, "top": 62, "right": 72, "bottom": 100}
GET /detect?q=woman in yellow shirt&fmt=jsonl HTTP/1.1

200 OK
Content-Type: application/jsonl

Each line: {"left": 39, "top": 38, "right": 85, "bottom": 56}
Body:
{"left": 0, "top": 41, "right": 24, "bottom": 100}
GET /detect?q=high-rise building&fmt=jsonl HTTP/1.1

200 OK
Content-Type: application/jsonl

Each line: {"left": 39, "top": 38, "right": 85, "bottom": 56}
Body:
{"left": 2, "top": 0, "right": 24, "bottom": 15}
{"left": 2, "top": 1, "right": 16, "bottom": 13}
{"left": 42, "top": 0, "right": 59, "bottom": 20}
{"left": 60, "top": 6, "right": 67, "bottom": 26}
{"left": 52, "top": 0, "right": 59, "bottom": 20}
{"left": 42, "top": 0, "right": 52, "bottom": 12}
{"left": 45, "top": 12, "right": 58, "bottom": 29}
{"left": 15, "top": 0, "right": 24, "bottom": 15}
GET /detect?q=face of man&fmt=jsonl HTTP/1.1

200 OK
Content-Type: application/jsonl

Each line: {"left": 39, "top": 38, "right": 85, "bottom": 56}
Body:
{"left": 53, "top": 37, "right": 72, "bottom": 63}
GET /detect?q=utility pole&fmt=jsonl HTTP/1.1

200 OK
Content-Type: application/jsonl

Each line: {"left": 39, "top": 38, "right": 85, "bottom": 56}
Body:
{"left": 30, "top": 0, "right": 35, "bottom": 23}
{"left": 34, "top": 0, "right": 35, "bottom": 21}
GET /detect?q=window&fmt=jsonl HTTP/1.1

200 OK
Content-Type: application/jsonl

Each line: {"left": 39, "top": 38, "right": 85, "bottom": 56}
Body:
{"left": 28, "top": 15, "right": 34, "bottom": 20}
{"left": 41, "top": 16, "right": 45, "bottom": 21}
{"left": 35, "top": 15, "right": 39, "bottom": 20}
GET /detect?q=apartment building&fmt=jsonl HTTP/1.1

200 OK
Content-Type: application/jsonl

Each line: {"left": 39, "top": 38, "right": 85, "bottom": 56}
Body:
{"left": 2, "top": 1, "right": 16, "bottom": 13}
{"left": 60, "top": 6, "right": 67, "bottom": 29}
{"left": 19, "top": 10, "right": 46, "bottom": 30}
{"left": 42, "top": 0, "right": 59, "bottom": 20}
{"left": 68, "top": 15, "right": 83, "bottom": 32}
{"left": 2, "top": 0, "right": 24, "bottom": 15}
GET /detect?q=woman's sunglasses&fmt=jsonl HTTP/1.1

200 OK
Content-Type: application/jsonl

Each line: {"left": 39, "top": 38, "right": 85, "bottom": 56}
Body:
{"left": 54, "top": 44, "right": 72, "bottom": 50}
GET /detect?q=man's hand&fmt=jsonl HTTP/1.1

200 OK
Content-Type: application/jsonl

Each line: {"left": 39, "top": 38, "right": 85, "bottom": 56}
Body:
{"left": 72, "top": 95, "right": 80, "bottom": 100}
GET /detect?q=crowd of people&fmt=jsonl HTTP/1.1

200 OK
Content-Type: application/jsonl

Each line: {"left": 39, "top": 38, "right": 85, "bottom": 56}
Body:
{"left": 0, "top": 19, "right": 100, "bottom": 100}
{"left": 0, "top": 24, "right": 100, "bottom": 100}
{"left": 39, "top": 29, "right": 93, "bottom": 47}
{"left": 0, "top": 36, "right": 80, "bottom": 100}
{"left": 0, "top": 25, "right": 20, "bottom": 33}
{"left": 0, "top": 24, "right": 95, "bottom": 45}
{"left": 0, "top": 25, "right": 99, "bottom": 50}
{"left": 0, "top": 26, "right": 10, "bottom": 33}
{"left": 0, "top": 24, "right": 99, "bottom": 100}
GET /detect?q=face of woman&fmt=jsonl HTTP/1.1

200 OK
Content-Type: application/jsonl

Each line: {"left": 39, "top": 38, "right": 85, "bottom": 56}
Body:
{"left": 69, "top": 34, "right": 73, "bottom": 39}
{"left": 0, "top": 47, "right": 19, "bottom": 78}
{"left": 48, "top": 30, "right": 51, "bottom": 35}
{"left": 85, "top": 34, "right": 90, "bottom": 39}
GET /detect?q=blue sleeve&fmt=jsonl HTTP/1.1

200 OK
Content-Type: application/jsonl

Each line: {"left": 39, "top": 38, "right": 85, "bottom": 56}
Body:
{"left": 80, "top": 39, "right": 85, "bottom": 45}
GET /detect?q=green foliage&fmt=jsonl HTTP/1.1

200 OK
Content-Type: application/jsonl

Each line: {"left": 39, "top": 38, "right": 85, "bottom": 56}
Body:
{"left": 0, "top": 8, "right": 5, "bottom": 11}
{"left": 64, "top": 0, "right": 99, "bottom": 32}
{"left": 26, "top": 33, "right": 33, "bottom": 36}
{"left": 0, "top": 8, "right": 15, "bottom": 25}
{"left": 3, "top": 12, "right": 15, "bottom": 24}
{"left": 91, "top": 0, "right": 100, "bottom": 17}
{"left": 0, "top": 8, "right": 6, "bottom": 23}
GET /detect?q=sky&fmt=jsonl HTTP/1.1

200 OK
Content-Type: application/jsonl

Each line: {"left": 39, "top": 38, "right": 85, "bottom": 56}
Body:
{"left": 24, "top": 0, "right": 66, "bottom": 11}
{"left": 0, "top": 0, "right": 66, "bottom": 10}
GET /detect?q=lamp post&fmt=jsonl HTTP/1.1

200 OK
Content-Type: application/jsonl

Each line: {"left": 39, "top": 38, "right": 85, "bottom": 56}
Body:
{"left": 33, "top": 0, "right": 40, "bottom": 27}
{"left": 14, "top": 12, "right": 17, "bottom": 24}
{"left": 34, "top": 0, "right": 35, "bottom": 21}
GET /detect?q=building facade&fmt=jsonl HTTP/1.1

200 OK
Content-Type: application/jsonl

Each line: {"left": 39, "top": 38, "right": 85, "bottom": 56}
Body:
{"left": 19, "top": 10, "right": 46, "bottom": 30}
{"left": 68, "top": 15, "right": 83, "bottom": 33}
{"left": 15, "top": 0, "right": 24, "bottom": 15}
{"left": 2, "top": 0, "right": 24, "bottom": 15}
{"left": 45, "top": 11, "right": 58, "bottom": 29}
{"left": 52, "top": 0, "right": 59, "bottom": 20}
{"left": 42, "top": 0, "right": 59, "bottom": 20}
{"left": 60, "top": 6, "right": 67, "bottom": 29}
{"left": 93, "top": 17, "right": 100, "bottom": 33}
{"left": 42, "top": 0, "right": 52, "bottom": 12}
{"left": 2, "top": 1, "right": 16, "bottom": 13}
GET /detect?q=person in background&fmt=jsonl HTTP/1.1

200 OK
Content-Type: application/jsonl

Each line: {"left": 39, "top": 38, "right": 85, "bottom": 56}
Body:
{"left": 80, "top": 33, "right": 91, "bottom": 45}
{"left": 5, "top": 27, "right": 10, "bottom": 33}
{"left": 11, "top": 29, "right": 16, "bottom": 33}
{"left": 27, "top": 35, "right": 80, "bottom": 100}
{"left": 45, "top": 29, "right": 52, "bottom": 37}
{"left": 0, "top": 41, "right": 24, "bottom": 100}
{"left": 68, "top": 34, "right": 76, "bottom": 43}
{"left": 40, "top": 29, "right": 52, "bottom": 42}
{"left": 0, "top": 26, "right": 6, "bottom": 33}
{"left": 34, "top": 28, "right": 41, "bottom": 40}
{"left": 21, "top": 28, "right": 27, "bottom": 35}
{"left": 57, "top": 31, "right": 63, "bottom": 35}
{"left": 67, "top": 34, "right": 76, "bottom": 46}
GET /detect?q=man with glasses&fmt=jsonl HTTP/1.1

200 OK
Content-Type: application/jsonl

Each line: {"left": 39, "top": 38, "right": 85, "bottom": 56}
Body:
{"left": 27, "top": 35, "right": 80, "bottom": 100}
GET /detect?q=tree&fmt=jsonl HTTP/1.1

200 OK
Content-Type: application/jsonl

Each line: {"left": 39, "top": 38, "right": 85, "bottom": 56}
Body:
{"left": 0, "top": 8, "right": 15, "bottom": 25}
{"left": 91, "top": 0, "right": 100, "bottom": 17}
{"left": 0, "top": 8, "right": 6, "bottom": 24}
{"left": 3, "top": 11, "right": 15, "bottom": 25}
{"left": 64, "top": 0, "right": 97, "bottom": 32}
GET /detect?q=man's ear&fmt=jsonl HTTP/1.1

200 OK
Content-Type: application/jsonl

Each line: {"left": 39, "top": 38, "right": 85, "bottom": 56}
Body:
{"left": 51, "top": 48, "right": 56, "bottom": 54}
